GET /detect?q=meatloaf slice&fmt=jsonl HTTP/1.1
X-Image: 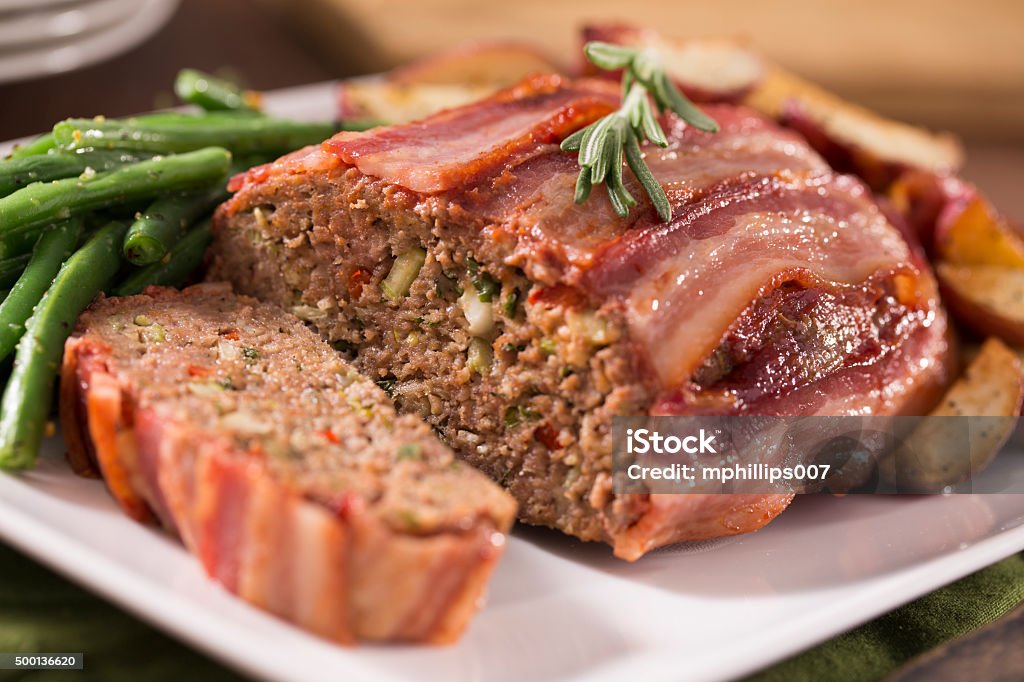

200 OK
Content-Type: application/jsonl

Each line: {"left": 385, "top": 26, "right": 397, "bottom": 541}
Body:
{"left": 209, "top": 75, "right": 953, "bottom": 560}
{"left": 59, "top": 283, "right": 515, "bottom": 644}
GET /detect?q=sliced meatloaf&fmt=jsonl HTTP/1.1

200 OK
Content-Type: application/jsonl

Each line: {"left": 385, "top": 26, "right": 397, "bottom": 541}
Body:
{"left": 59, "top": 283, "right": 515, "bottom": 644}
{"left": 209, "top": 75, "right": 954, "bottom": 560}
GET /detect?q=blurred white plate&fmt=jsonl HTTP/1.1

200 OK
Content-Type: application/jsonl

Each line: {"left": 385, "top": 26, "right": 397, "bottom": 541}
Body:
{"left": 0, "top": 0, "right": 177, "bottom": 84}
{"left": 0, "top": 0, "right": 136, "bottom": 51}
{"left": 1, "top": 82, "right": 1024, "bottom": 682}
{"left": 0, "top": 0, "right": 83, "bottom": 13}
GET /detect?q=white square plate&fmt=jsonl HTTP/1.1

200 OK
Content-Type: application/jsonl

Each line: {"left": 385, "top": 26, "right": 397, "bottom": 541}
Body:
{"left": 2, "top": 82, "right": 1024, "bottom": 682}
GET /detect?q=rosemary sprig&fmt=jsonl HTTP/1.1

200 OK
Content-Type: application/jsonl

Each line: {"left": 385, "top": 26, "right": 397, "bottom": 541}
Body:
{"left": 561, "top": 42, "right": 719, "bottom": 222}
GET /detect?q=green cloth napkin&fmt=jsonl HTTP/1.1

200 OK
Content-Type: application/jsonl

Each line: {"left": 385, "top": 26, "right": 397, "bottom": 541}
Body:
{"left": 748, "top": 552, "right": 1024, "bottom": 682}
{"left": 1, "top": 540, "right": 1022, "bottom": 681}
{"left": 0, "top": 542, "right": 237, "bottom": 682}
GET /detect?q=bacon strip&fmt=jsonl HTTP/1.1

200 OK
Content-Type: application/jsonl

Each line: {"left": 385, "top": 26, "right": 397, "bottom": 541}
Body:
{"left": 326, "top": 74, "right": 618, "bottom": 193}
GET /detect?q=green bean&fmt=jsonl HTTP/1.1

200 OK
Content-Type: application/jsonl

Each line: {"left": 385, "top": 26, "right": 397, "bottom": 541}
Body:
{"left": 175, "top": 68, "right": 260, "bottom": 112}
{"left": 53, "top": 116, "right": 336, "bottom": 155}
{"left": 0, "top": 147, "right": 231, "bottom": 238}
{"left": 0, "top": 149, "right": 151, "bottom": 198}
{"left": 0, "top": 219, "right": 82, "bottom": 361}
{"left": 0, "top": 254, "right": 30, "bottom": 289}
{"left": 114, "top": 218, "right": 212, "bottom": 296}
{"left": 7, "top": 133, "right": 56, "bottom": 159}
{"left": 0, "top": 220, "right": 128, "bottom": 469}
{"left": 123, "top": 186, "right": 225, "bottom": 265}
{"left": 0, "top": 227, "right": 49, "bottom": 260}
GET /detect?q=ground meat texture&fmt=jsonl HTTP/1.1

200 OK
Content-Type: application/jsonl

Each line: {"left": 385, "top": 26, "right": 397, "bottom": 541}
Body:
{"left": 59, "top": 283, "right": 515, "bottom": 644}
{"left": 210, "top": 169, "right": 655, "bottom": 545}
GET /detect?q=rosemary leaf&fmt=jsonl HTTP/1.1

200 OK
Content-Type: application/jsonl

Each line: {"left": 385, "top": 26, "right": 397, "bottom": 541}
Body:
{"left": 639, "top": 98, "right": 667, "bottom": 146}
{"left": 624, "top": 130, "right": 671, "bottom": 222}
{"left": 580, "top": 115, "right": 613, "bottom": 167}
{"left": 560, "top": 127, "right": 587, "bottom": 152}
{"left": 574, "top": 171, "right": 593, "bottom": 203}
{"left": 656, "top": 72, "right": 719, "bottom": 133}
{"left": 592, "top": 125, "right": 620, "bottom": 184}
{"left": 562, "top": 40, "right": 718, "bottom": 222}
{"left": 584, "top": 42, "right": 635, "bottom": 70}
{"left": 607, "top": 183, "right": 629, "bottom": 217}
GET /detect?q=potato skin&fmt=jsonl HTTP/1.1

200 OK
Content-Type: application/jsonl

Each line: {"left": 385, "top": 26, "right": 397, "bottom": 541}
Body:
{"left": 937, "top": 263, "right": 1024, "bottom": 345}
{"left": 880, "top": 337, "right": 1024, "bottom": 491}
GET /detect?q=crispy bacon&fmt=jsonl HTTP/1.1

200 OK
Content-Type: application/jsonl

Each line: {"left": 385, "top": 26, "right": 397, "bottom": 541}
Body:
{"left": 326, "top": 74, "right": 618, "bottom": 193}
{"left": 306, "top": 86, "right": 952, "bottom": 417}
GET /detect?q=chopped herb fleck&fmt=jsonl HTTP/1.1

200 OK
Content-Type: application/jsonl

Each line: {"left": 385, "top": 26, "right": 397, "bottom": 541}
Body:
{"left": 332, "top": 339, "right": 356, "bottom": 354}
{"left": 502, "top": 289, "right": 520, "bottom": 317}
{"left": 504, "top": 406, "right": 522, "bottom": 428}
{"left": 241, "top": 347, "right": 260, "bottom": 362}
{"left": 521, "top": 406, "right": 542, "bottom": 421}
{"left": 376, "top": 378, "right": 397, "bottom": 397}
{"left": 504, "top": 405, "right": 542, "bottom": 429}
{"left": 397, "top": 443, "right": 422, "bottom": 461}
{"left": 473, "top": 272, "right": 500, "bottom": 302}
{"left": 539, "top": 338, "right": 557, "bottom": 356}
{"left": 397, "top": 509, "right": 420, "bottom": 529}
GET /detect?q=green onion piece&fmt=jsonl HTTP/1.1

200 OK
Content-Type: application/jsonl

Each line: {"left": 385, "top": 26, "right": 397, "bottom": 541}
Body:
{"left": 396, "top": 443, "right": 422, "bottom": 460}
{"left": 475, "top": 273, "right": 500, "bottom": 302}
{"left": 504, "top": 406, "right": 522, "bottom": 428}
{"left": 467, "top": 337, "right": 493, "bottom": 375}
{"left": 502, "top": 289, "right": 520, "bottom": 318}
{"left": 381, "top": 247, "right": 426, "bottom": 301}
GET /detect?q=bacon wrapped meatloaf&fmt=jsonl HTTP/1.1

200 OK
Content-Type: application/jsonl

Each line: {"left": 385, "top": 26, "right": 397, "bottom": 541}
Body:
{"left": 210, "top": 74, "right": 954, "bottom": 560}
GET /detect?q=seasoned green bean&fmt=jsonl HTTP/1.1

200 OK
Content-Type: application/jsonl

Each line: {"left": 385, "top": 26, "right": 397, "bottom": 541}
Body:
{"left": 0, "top": 254, "right": 30, "bottom": 289}
{"left": 175, "top": 68, "right": 260, "bottom": 112}
{"left": 0, "top": 227, "right": 48, "bottom": 260}
{"left": 0, "top": 219, "right": 82, "bottom": 361}
{"left": 123, "top": 186, "right": 225, "bottom": 265}
{"left": 53, "top": 116, "right": 336, "bottom": 155}
{"left": 0, "top": 147, "right": 231, "bottom": 237}
{"left": 0, "top": 149, "right": 151, "bottom": 198}
{"left": 0, "top": 220, "right": 127, "bottom": 469}
{"left": 7, "top": 133, "right": 56, "bottom": 159}
{"left": 114, "top": 218, "right": 212, "bottom": 295}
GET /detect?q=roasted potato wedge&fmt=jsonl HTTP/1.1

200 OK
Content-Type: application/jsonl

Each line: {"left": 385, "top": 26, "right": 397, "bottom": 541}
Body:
{"left": 937, "top": 263, "right": 1024, "bottom": 345}
{"left": 581, "top": 24, "right": 763, "bottom": 102}
{"left": 338, "top": 42, "right": 562, "bottom": 124}
{"left": 744, "top": 66, "right": 963, "bottom": 189}
{"left": 935, "top": 195, "right": 1024, "bottom": 267}
{"left": 879, "top": 337, "right": 1024, "bottom": 491}
{"left": 338, "top": 80, "right": 496, "bottom": 124}
{"left": 388, "top": 42, "right": 561, "bottom": 87}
